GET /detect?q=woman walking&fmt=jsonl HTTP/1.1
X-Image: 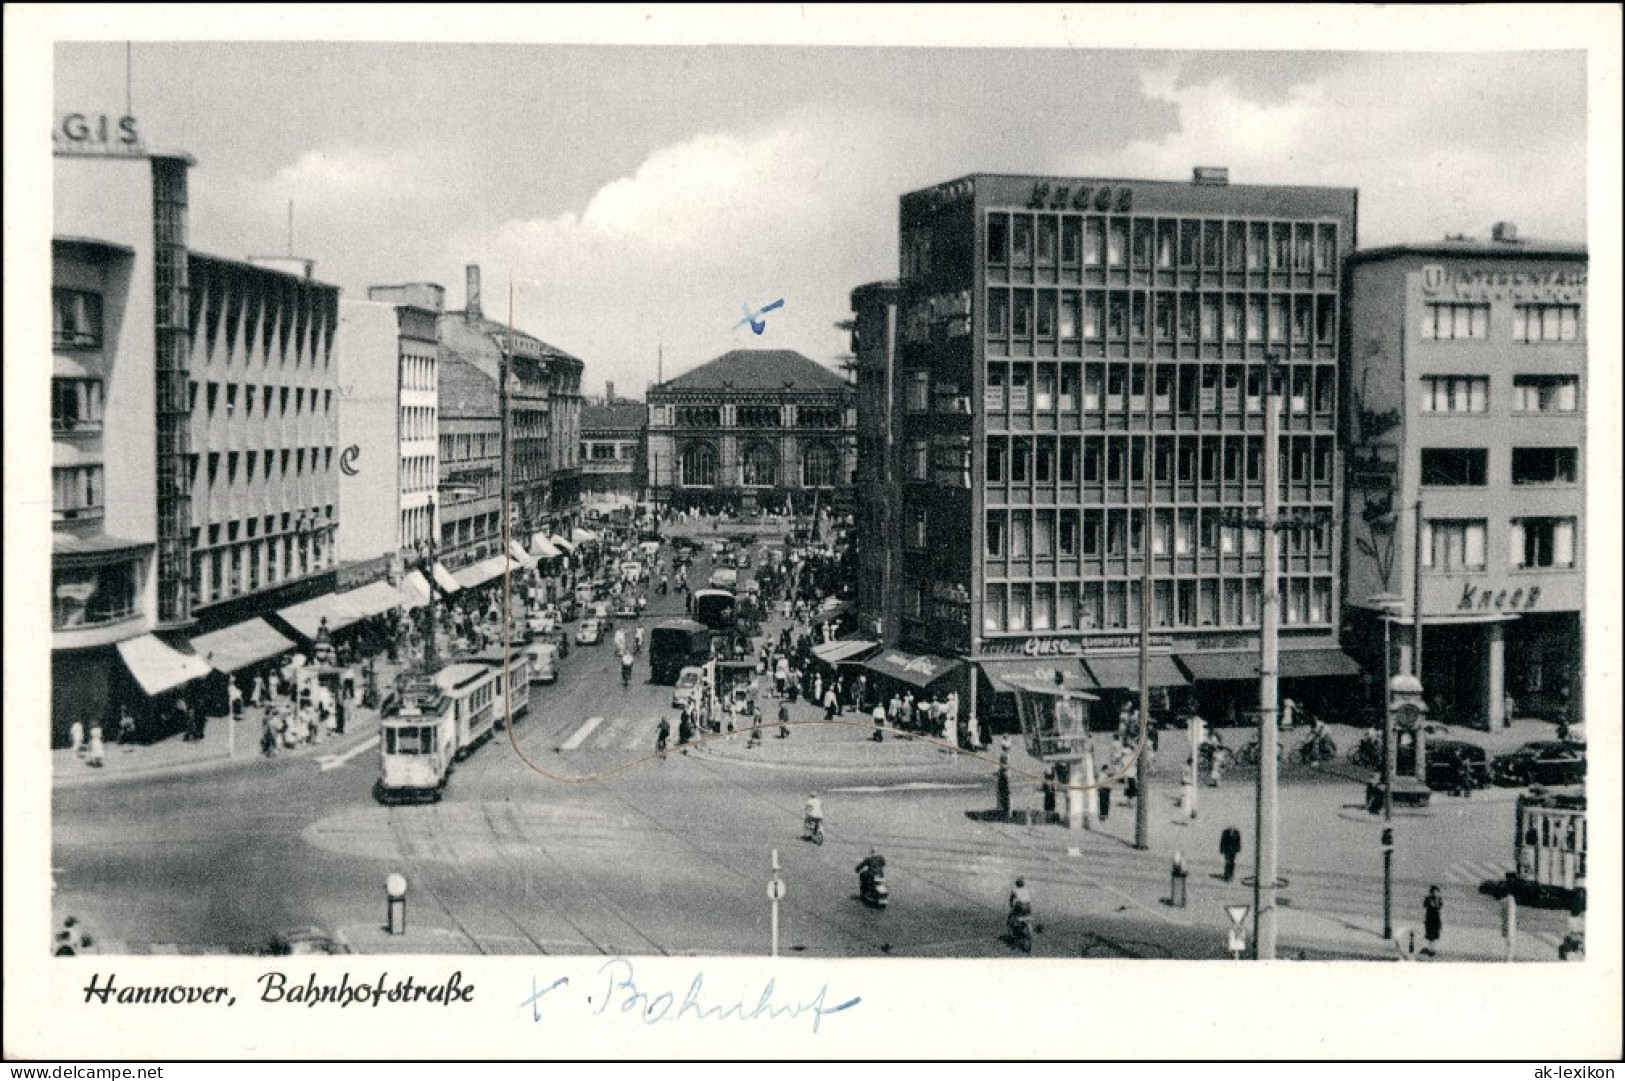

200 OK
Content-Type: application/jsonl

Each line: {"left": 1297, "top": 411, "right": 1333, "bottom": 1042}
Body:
{"left": 1422, "top": 885, "right": 1444, "bottom": 956}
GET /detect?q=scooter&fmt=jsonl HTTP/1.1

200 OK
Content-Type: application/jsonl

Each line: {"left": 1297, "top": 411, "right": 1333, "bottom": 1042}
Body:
{"left": 803, "top": 815, "right": 824, "bottom": 845}
{"left": 1006, "top": 907, "right": 1035, "bottom": 953}
{"left": 858, "top": 869, "right": 889, "bottom": 909}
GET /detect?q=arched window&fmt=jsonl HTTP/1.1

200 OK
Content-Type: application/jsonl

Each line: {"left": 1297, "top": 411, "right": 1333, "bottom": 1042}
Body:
{"left": 680, "top": 442, "right": 718, "bottom": 487}
{"left": 742, "top": 442, "right": 778, "bottom": 487}
{"left": 801, "top": 441, "right": 840, "bottom": 488}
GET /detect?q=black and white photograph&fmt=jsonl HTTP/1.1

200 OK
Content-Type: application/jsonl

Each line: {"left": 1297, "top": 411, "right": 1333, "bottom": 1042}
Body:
{"left": 5, "top": 4, "right": 1620, "bottom": 1063}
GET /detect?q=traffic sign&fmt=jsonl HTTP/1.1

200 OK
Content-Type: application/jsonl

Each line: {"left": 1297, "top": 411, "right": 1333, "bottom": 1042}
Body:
{"left": 1226, "top": 904, "right": 1251, "bottom": 927}
{"left": 767, "top": 877, "right": 786, "bottom": 902}
{"left": 1228, "top": 928, "right": 1246, "bottom": 955}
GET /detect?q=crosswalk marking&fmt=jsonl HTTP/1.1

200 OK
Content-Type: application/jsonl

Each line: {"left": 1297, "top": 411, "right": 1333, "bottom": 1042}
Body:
{"left": 1447, "top": 860, "right": 1512, "bottom": 887}
{"left": 560, "top": 717, "right": 603, "bottom": 751}
{"left": 319, "top": 735, "right": 380, "bottom": 772}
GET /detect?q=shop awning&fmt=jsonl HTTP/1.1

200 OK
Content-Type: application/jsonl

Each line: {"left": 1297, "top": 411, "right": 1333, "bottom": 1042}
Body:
{"left": 1177, "top": 651, "right": 1258, "bottom": 683}
{"left": 1082, "top": 653, "right": 1189, "bottom": 691}
{"left": 190, "top": 618, "right": 295, "bottom": 674}
{"left": 811, "top": 639, "right": 879, "bottom": 665}
{"left": 340, "top": 580, "right": 403, "bottom": 620}
{"left": 571, "top": 528, "right": 599, "bottom": 544}
{"left": 979, "top": 658, "right": 1084, "bottom": 694}
{"left": 858, "top": 649, "right": 964, "bottom": 689}
{"left": 813, "top": 600, "right": 851, "bottom": 622}
{"left": 398, "top": 570, "right": 431, "bottom": 610}
{"left": 452, "top": 556, "right": 505, "bottom": 590}
{"left": 431, "top": 562, "right": 462, "bottom": 594}
{"left": 1279, "top": 648, "right": 1365, "bottom": 680}
{"left": 530, "top": 533, "right": 562, "bottom": 560}
{"left": 508, "top": 540, "right": 537, "bottom": 568}
{"left": 550, "top": 534, "right": 576, "bottom": 553}
{"left": 117, "top": 634, "right": 213, "bottom": 697}
{"left": 275, "top": 593, "right": 365, "bottom": 640}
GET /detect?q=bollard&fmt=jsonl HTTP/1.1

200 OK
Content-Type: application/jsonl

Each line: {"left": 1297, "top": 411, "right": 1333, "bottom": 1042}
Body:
{"left": 1170, "top": 852, "right": 1188, "bottom": 907}
{"left": 386, "top": 873, "right": 408, "bottom": 936}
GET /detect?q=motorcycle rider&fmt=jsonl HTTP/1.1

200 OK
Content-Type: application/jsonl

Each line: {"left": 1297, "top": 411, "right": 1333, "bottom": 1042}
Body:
{"left": 804, "top": 793, "right": 824, "bottom": 840}
{"left": 621, "top": 650, "right": 635, "bottom": 688}
{"left": 856, "top": 848, "right": 887, "bottom": 900}
{"left": 634, "top": 626, "right": 645, "bottom": 654}
{"left": 1008, "top": 877, "right": 1033, "bottom": 932}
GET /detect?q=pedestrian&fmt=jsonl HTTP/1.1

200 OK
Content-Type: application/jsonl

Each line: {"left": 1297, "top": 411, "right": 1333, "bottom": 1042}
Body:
{"left": 1219, "top": 826, "right": 1243, "bottom": 881}
{"left": 335, "top": 699, "right": 347, "bottom": 736}
{"left": 119, "top": 706, "right": 137, "bottom": 750}
{"left": 260, "top": 717, "right": 277, "bottom": 758}
{"left": 823, "top": 685, "right": 839, "bottom": 720}
{"left": 229, "top": 678, "right": 243, "bottom": 719}
{"left": 86, "top": 723, "right": 105, "bottom": 768}
{"left": 69, "top": 720, "right": 86, "bottom": 757}
{"left": 176, "top": 697, "right": 193, "bottom": 741}
{"left": 872, "top": 701, "right": 886, "bottom": 743}
{"left": 997, "top": 737, "right": 1012, "bottom": 817}
{"left": 1181, "top": 765, "right": 1198, "bottom": 820}
{"left": 656, "top": 718, "right": 670, "bottom": 758}
{"left": 1042, "top": 769, "right": 1057, "bottom": 823}
{"left": 248, "top": 673, "right": 264, "bottom": 708}
{"left": 1208, "top": 735, "right": 1225, "bottom": 788}
{"left": 1423, "top": 885, "right": 1444, "bottom": 956}
{"left": 778, "top": 700, "right": 791, "bottom": 739}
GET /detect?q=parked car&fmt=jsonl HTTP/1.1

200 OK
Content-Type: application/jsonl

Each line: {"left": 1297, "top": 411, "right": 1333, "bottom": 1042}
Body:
{"left": 671, "top": 666, "right": 705, "bottom": 708}
{"left": 1491, "top": 741, "right": 1586, "bottom": 788}
{"left": 1399, "top": 739, "right": 1491, "bottom": 792}
{"left": 576, "top": 618, "right": 603, "bottom": 645}
{"left": 265, "top": 926, "right": 352, "bottom": 956}
{"left": 614, "top": 599, "right": 640, "bottom": 620}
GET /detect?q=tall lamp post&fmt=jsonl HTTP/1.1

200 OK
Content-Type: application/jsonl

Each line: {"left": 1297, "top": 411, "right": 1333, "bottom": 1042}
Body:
{"left": 1367, "top": 594, "right": 1405, "bottom": 818}
{"left": 1007, "top": 670, "right": 1099, "bottom": 830}
{"left": 414, "top": 495, "right": 440, "bottom": 672}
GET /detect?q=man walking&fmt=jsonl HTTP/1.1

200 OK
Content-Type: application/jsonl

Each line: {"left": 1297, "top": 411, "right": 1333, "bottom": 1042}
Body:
{"left": 1219, "top": 826, "right": 1243, "bottom": 882}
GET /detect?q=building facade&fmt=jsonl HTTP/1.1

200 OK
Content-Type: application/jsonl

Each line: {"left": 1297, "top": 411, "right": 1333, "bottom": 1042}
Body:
{"left": 646, "top": 349, "right": 856, "bottom": 515}
{"left": 436, "top": 357, "right": 503, "bottom": 567}
{"left": 1344, "top": 226, "right": 1587, "bottom": 730}
{"left": 183, "top": 253, "right": 342, "bottom": 632}
{"left": 876, "top": 171, "right": 1359, "bottom": 726}
{"left": 580, "top": 386, "right": 647, "bottom": 507}
{"left": 851, "top": 281, "right": 902, "bottom": 641}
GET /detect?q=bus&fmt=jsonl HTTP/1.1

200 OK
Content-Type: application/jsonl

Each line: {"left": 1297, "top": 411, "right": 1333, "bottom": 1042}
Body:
{"left": 1505, "top": 787, "right": 1586, "bottom": 907}
{"left": 692, "top": 589, "right": 737, "bottom": 633}
{"left": 649, "top": 619, "right": 713, "bottom": 684}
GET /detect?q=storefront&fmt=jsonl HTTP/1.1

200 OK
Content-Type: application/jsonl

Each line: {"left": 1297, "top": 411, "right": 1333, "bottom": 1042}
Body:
{"left": 188, "top": 617, "right": 296, "bottom": 717}
{"left": 113, "top": 633, "right": 213, "bottom": 738}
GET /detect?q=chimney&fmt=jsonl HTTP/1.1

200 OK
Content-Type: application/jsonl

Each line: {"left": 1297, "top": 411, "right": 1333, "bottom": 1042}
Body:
{"left": 1192, "top": 166, "right": 1230, "bottom": 186}
{"left": 465, "top": 264, "right": 482, "bottom": 320}
{"left": 606, "top": 380, "right": 615, "bottom": 402}
{"left": 1491, "top": 222, "right": 1520, "bottom": 243}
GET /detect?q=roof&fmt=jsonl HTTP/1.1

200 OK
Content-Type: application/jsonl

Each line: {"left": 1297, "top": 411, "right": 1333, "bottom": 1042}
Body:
{"left": 440, "top": 310, "right": 585, "bottom": 384}
{"left": 581, "top": 400, "right": 648, "bottom": 432}
{"left": 53, "top": 235, "right": 136, "bottom": 259}
{"left": 657, "top": 350, "right": 849, "bottom": 393}
{"left": 438, "top": 357, "right": 499, "bottom": 416}
{"left": 1352, "top": 238, "right": 1587, "bottom": 263}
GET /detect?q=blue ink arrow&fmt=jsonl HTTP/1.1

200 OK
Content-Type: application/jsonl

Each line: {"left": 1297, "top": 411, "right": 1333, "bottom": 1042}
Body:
{"left": 736, "top": 298, "right": 785, "bottom": 335}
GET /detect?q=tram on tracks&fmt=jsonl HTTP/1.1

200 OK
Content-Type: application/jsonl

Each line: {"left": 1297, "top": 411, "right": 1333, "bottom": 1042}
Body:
{"left": 470, "top": 648, "right": 531, "bottom": 726}
{"left": 377, "top": 658, "right": 511, "bottom": 804}
{"left": 1503, "top": 786, "right": 1586, "bottom": 907}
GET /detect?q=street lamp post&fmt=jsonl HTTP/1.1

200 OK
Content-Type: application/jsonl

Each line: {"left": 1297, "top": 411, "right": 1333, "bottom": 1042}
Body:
{"left": 415, "top": 495, "right": 439, "bottom": 673}
{"left": 1367, "top": 594, "right": 1405, "bottom": 819}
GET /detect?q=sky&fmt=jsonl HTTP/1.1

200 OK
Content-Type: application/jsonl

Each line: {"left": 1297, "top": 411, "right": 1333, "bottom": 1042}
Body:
{"left": 48, "top": 30, "right": 1589, "bottom": 399}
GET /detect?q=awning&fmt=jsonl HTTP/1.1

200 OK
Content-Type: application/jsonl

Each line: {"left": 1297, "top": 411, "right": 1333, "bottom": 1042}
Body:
{"left": 452, "top": 556, "right": 506, "bottom": 590}
{"left": 811, "top": 639, "right": 879, "bottom": 665}
{"left": 1177, "top": 651, "right": 1258, "bottom": 683}
{"left": 530, "top": 533, "right": 562, "bottom": 560}
{"left": 813, "top": 600, "right": 851, "bottom": 622}
{"left": 1082, "top": 653, "right": 1189, "bottom": 691}
{"left": 431, "top": 562, "right": 462, "bottom": 594}
{"left": 550, "top": 534, "right": 575, "bottom": 552}
{"left": 275, "top": 593, "right": 365, "bottom": 640}
{"left": 340, "top": 580, "right": 402, "bottom": 620}
{"left": 859, "top": 649, "right": 964, "bottom": 689}
{"left": 398, "top": 570, "right": 431, "bottom": 610}
{"left": 571, "top": 528, "right": 599, "bottom": 544}
{"left": 508, "top": 540, "right": 537, "bottom": 568}
{"left": 979, "top": 658, "right": 1084, "bottom": 694}
{"left": 1279, "top": 648, "right": 1365, "bottom": 680}
{"left": 190, "top": 618, "right": 295, "bottom": 674}
{"left": 55, "top": 353, "right": 93, "bottom": 379}
{"left": 116, "top": 634, "right": 213, "bottom": 697}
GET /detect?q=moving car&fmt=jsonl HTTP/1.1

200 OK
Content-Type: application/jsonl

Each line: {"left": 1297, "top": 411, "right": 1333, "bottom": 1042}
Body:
{"left": 265, "top": 926, "right": 352, "bottom": 956}
{"left": 1399, "top": 739, "right": 1491, "bottom": 792}
{"left": 672, "top": 666, "right": 705, "bottom": 707}
{"left": 614, "top": 599, "right": 640, "bottom": 620}
{"left": 591, "top": 602, "right": 615, "bottom": 631}
{"left": 525, "top": 641, "right": 560, "bottom": 684}
{"left": 1491, "top": 741, "right": 1586, "bottom": 788}
{"left": 575, "top": 618, "right": 603, "bottom": 645}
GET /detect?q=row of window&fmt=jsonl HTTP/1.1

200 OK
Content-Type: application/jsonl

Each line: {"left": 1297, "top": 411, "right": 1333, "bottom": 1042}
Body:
{"left": 52, "top": 465, "right": 103, "bottom": 521}
{"left": 981, "top": 576, "right": 1334, "bottom": 634}
{"left": 52, "top": 560, "right": 141, "bottom": 630}
{"left": 983, "top": 434, "right": 1335, "bottom": 488}
{"left": 194, "top": 380, "right": 334, "bottom": 422}
{"left": 1419, "top": 375, "right": 1580, "bottom": 414}
{"left": 440, "top": 431, "right": 501, "bottom": 462}
{"left": 983, "top": 362, "right": 1335, "bottom": 418}
{"left": 52, "top": 377, "right": 104, "bottom": 432}
{"left": 401, "top": 405, "right": 437, "bottom": 442}
{"left": 400, "top": 503, "right": 434, "bottom": 550}
{"left": 986, "top": 289, "right": 1338, "bottom": 346}
{"left": 676, "top": 442, "right": 844, "bottom": 488}
{"left": 663, "top": 405, "right": 846, "bottom": 429}
{"left": 985, "top": 216, "right": 1340, "bottom": 275}
{"left": 1420, "top": 302, "right": 1582, "bottom": 342}
{"left": 401, "top": 352, "right": 436, "bottom": 392}
{"left": 53, "top": 290, "right": 103, "bottom": 349}
{"left": 1422, "top": 518, "right": 1577, "bottom": 570}
{"left": 402, "top": 454, "right": 435, "bottom": 495}
{"left": 983, "top": 508, "right": 1332, "bottom": 560}
{"left": 193, "top": 447, "right": 336, "bottom": 489}
{"left": 1420, "top": 447, "right": 1579, "bottom": 487}
{"left": 441, "top": 510, "right": 503, "bottom": 549}
{"left": 189, "top": 530, "right": 331, "bottom": 606}
{"left": 195, "top": 508, "right": 333, "bottom": 550}
{"left": 584, "top": 442, "right": 639, "bottom": 461}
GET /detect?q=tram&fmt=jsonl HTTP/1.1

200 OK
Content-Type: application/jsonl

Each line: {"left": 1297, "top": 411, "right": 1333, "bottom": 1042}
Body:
{"left": 376, "top": 661, "right": 502, "bottom": 804}
{"left": 470, "top": 648, "right": 531, "bottom": 726}
{"left": 1505, "top": 787, "right": 1586, "bottom": 907}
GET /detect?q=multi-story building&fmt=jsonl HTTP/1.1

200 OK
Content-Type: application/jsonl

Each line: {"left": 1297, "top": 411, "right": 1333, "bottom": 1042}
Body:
{"left": 345, "top": 283, "right": 443, "bottom": 563}
{"left": 1344, "top": 225, "right": 1587, "bottom": 730}
{"left": 439, "top": 265, "right": 585, "bottom": 540}
{"left": 580, "top": 383, "right": 647, "bottom": 507}
{"left": 436, "top": 357, "right": 503, "bottom": 567}
{"left": 868, "top": 170, "right": 1359, "bottom": 728}
{"left": 646, "top": 349, "right": 856, "bottom": 516}
{"left": 851, "top": 281, "right": 902, "bottom": 642}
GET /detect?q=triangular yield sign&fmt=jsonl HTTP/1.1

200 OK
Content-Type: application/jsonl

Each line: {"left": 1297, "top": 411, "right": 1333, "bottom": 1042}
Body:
{"left": 1226, "top": 905, "right": 1251, "bottom": 926}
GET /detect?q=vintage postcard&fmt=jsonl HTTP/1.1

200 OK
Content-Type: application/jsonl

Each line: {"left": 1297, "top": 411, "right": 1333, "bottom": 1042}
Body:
{"left": 4, "top": 3, "right": 1620, "bottom": 1063}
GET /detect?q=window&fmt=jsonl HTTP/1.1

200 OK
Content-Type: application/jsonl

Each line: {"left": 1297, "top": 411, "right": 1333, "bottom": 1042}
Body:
{"left": 986, "top": 289, "right": 1008, "bottom": 337}
{"left": 986, "top": 440, "right": 1005, "bottom": 483}
{"left": 799, "top": 407, "right": 843, "bottom": 429}
{"left": 1246, "top": 296, "right": 1264, "bottom": 342}
{"left": 1012, "top": 292, "right": 1033, "bottom": 337}
{"left": 675, "top": 406, "right": 721, "bottom": 427}
{"left": 53, "top": 289, "right": 103, "bottom": 348}
{"left": 802, "top": 442, "right": 840, "bottom": 487}
{"left": 1512, "top": 375, "right": 1578, "bottom": 412}
{"left": 1034, "top": 511, "right": 1054, "bottom": 558}
{"left": 53, "top": 560, "right": 139, "bottom": 629}
{"left": 1422, "top": 519, "right": 1487, "bottom": 570}
{"left": 1107, "top": 221, "right": 1126, "bottom": 266}
{"left": 1059, "top": 510, "right": 1078, "bottom": 556}
{"left": 52, "top": 378, "right": 104, "bottom": 432}
{"left": 1420, "top": 448, "right": 1487, "bottom": 486}
{"left": 52, "top": 465, "right": 104, "bottom": 521}
{"left": 986, "top": 216, "right": 1008, "bottom": 265}
{"left": 1422, "top": 303, "right": 1489, "bottom": 340}
{"left": 1035, "top": 369, "right": 1055, "bottom": 411}
{"left": 1419, "top": 375, "right": 1488, "bottom": 413}
{"left": 737, "top": 404, "right": 781, "bottom": 428}
{"left": 1036, "top": 292, "right": 1056, "bottom": 338}
{"left": 907, "top": 371, "right": 930, "bottom": 412}
{"left": 1011, "top": 217, "right": 1032, "bottom": 267}
{"left": 984, "top": 585, "right": 1006, "bottom": 633}
{"left": 680, "top": 442, "right": 718, "bottom": 486}
{"left": 1010, "top": 439, "right": 1029, "bottom": 483}
{"left": 741, "top": 442, "right": 778, "bottom": 486}
{"left": 1060, "top": 294, "right": 1079, "bottom": 340}
{"left": 985, "top": 512, "right": 1005, "bottom": 557}
{"left": 1513, "top": 304, "right": 1580, "bottom": 342}
{"left": 1037, "top": 219, "right": 1057, "bottom": 266}
{"left": 1511, "top": 447, "right": 1577, "bottom": 485}
{"left": 1085, "top": 219, "right": 1104, "bottom": 266}
{"left": 911, "top": 440, "right": 929, "bottom": 481}
{"left": 1061, "top": 218, "right": 1082, "bottom": 265}
{"left": 1509, "top": 518, "right": 1575, "bottom": 569}
{"left": 910, "top": 508, "right": 928, "bottom": 549}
